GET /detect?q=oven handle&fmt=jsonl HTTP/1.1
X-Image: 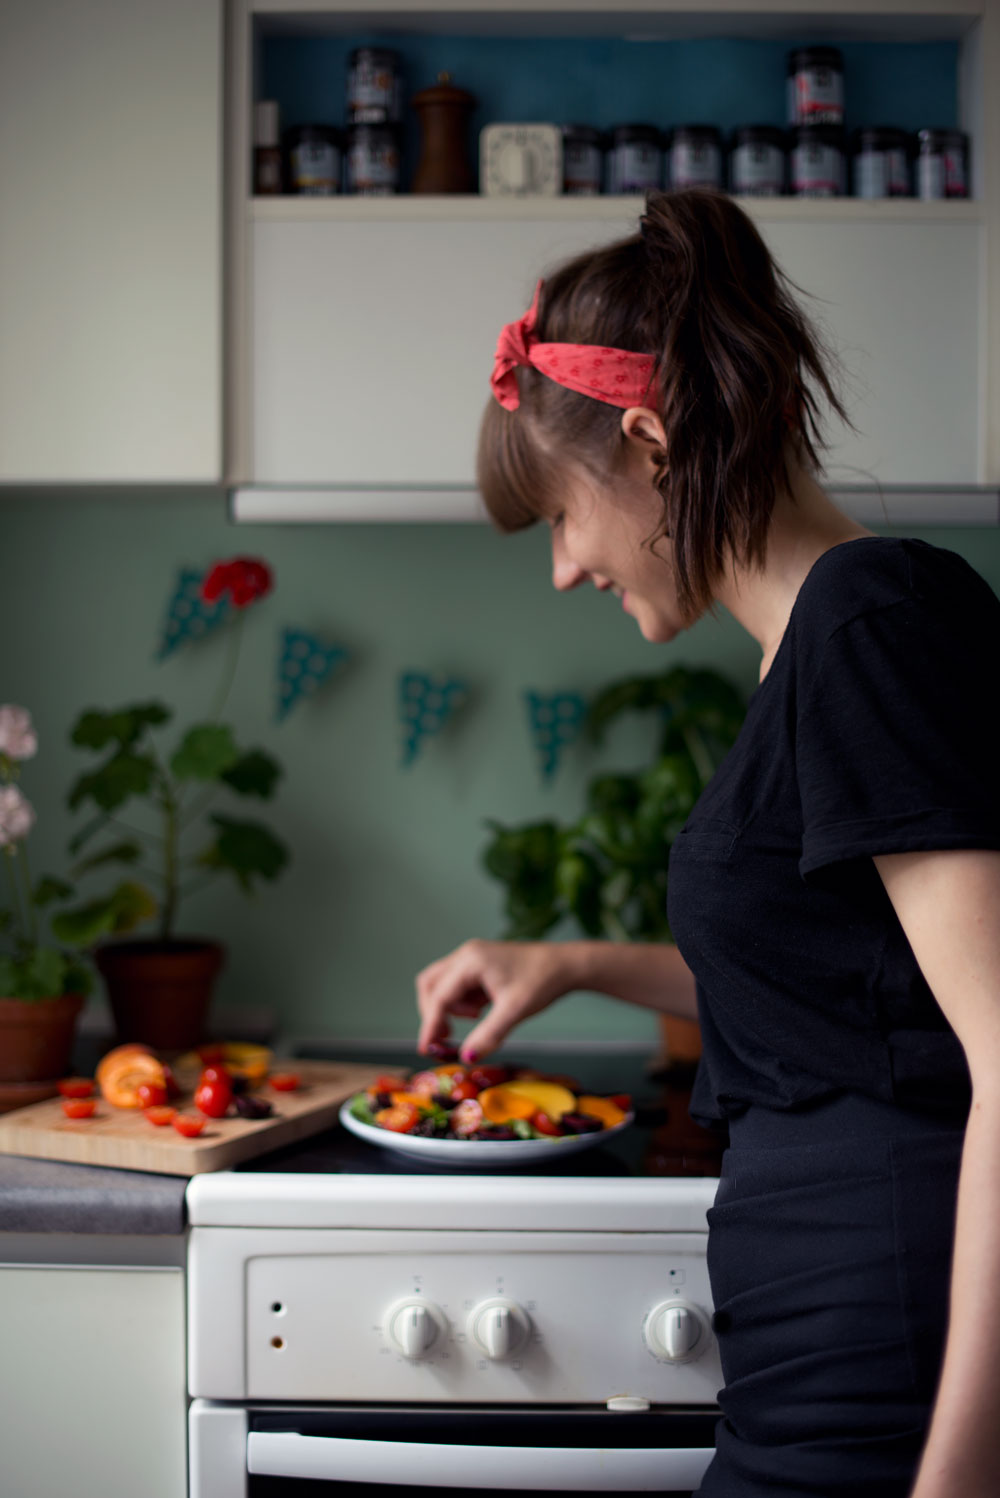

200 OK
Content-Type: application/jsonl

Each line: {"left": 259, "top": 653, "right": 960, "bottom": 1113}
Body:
{"left": 247, "top": 1430, "right": 714, "bottom": 1490}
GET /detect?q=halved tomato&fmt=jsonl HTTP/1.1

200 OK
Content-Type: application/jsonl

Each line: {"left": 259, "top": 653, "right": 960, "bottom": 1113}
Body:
{"left": 374, "top": 1102, "right": 421, "bottom": 1134}
{"left": 61, "top": 1097, "right": 97, "bottom": 1119}
{"left": 172, "top": 1113, "right": 206, "bottom": 1138}
{"left": 269, "top": 1073, "right": 300, "bottom": 1093}
{"left": 57, "top": 1077, "right": 95, "bottom": 1098}
{"left": 144, "top": 1106, "right": 177, "bottom": 1127}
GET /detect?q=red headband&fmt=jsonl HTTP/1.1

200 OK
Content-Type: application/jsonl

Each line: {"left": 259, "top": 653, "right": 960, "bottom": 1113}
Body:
{"left": 491, "top": 280, "right": 660, "bottom": 412}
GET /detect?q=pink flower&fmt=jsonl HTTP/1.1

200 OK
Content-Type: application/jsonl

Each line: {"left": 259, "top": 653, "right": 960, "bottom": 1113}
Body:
{"left": 0, "top": 785, "right": 35, "bottom": 846}
{"left": 0, "top": 705, "right": 37, "bottom": 761}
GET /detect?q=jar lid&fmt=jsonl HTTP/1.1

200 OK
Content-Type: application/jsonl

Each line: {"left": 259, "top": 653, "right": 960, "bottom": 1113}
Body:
{"left": 669, "top": 125, "right": 722, "bottom": 146}
{"left": 731, "top": 125, "right": 787, "bottom": 150}
{"left": 850, "top": 126, "right": 910, "bottom": 151}
{"left": 788, "top": 46, "right": 844, "bottom": 73}
{"left": 791, "top": 123, "right": 846, "bottom": 149}
{"left": 609, "top": 124, "right": 662, "bottom": 147}
{"left": 916, "top": 128, "right": 968, "bottom": 150}
{"left": 561, "top": 124, "right": 603, "bottom": 146}
{"left": 349, "top": 47, "right": 400, "bottom": 66}
{"left": 283, "top": 124, "right": 343, "bottom": 148}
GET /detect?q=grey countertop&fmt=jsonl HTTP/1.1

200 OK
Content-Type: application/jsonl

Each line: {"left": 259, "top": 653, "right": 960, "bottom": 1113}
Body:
{"left": 0, "top": 1154, "right": 188, "bottom": 1236}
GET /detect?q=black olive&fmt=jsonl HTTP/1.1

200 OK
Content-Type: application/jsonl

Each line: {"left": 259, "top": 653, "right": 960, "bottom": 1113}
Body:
{"left": 234, "top": 1093, "right": 274, "bottom": 1120}
{"left": 559, "top": 1112, "right": 604, "bottom": 1135}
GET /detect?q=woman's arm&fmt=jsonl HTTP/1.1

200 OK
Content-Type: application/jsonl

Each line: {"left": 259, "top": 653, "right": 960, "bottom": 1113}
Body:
{"left": 874, "top": 848, "right": 1000, "bottom": 1498}
{"left": 415, "top": 938, "right": 698, "bottom": 1059}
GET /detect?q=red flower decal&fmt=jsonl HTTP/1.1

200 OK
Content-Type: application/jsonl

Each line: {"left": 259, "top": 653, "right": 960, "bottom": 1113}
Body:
{"left": 201, "top": 557, "right": 274, "bottom": 609}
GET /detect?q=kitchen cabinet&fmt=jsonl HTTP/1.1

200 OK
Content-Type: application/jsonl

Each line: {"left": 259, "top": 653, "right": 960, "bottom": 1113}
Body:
{"left": 227, "top": 0, "right": 1000, "bottom": 522}
{"left": 0, "top": 0, "right": 222, "bottom": 483}
{"left": 0, "top": 1262, "right": 187, "bottom": 1498}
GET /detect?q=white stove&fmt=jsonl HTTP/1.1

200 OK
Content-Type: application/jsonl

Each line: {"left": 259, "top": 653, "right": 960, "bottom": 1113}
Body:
{"left": 185, "top": 1047, "right": 724, "bottom": 1497}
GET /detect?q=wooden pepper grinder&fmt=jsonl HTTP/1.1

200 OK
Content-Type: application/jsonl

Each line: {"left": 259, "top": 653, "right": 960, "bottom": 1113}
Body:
{"left": 411, "top": 72, "right": 477, "bottom": 193}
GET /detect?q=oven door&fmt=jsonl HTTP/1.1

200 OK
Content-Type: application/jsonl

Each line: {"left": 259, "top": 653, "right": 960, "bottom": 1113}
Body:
{"left": 190, "top": 1400, "right": 718, "bottom": 1497}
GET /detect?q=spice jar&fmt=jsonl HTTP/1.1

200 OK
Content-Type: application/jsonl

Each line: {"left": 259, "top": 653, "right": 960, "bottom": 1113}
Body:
{"left": 346, "top": 122, "right": 401, "bottom": 196}
{"left": 729, "top": 125, "right": 786, "bottom": 196}
{"left": 607, "top": 125, "right": 662, "bottom": 194}
{"left": 284, "top": 125, "right": 343, "bottom": 196}
{"left": 347, "top": 47, "right": 401, "bottom": 125}
{"left": 410, "top": 72, "right": 476, "bottom": 194}
{"left": 254, "top": 100, "right": 283, "bottom": 195}
{"left": 562, "top": 125, "right": 604, "bottom": 196}
{"left": 668, "top": 126, "right": 723, "bottom": 189}
{"left": 851, "top": 127, "right": 911, "bottom": 198}
{"left": 787, "top": 47, "right": 845, "bottom": 127}
{"left": 915, "top": 128, "right": 969, "bottom": 199}
{"left": 790, "top": 124, "right": 845, "bottom": 197}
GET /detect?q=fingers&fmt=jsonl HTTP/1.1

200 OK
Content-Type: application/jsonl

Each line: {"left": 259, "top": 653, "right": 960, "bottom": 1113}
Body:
{"left": 415, "top": 941, "right": 492, "bottom": 1054}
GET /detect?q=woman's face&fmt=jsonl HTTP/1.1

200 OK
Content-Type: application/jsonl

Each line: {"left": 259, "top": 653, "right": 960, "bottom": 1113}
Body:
{"left": 547, "top": 439, "right": 692, "bottom": 644}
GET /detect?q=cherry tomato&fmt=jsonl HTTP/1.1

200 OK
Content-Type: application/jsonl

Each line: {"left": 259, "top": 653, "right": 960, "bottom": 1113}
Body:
{"left": 449, "top": 1079, "right": 479, "bottom": 1102}
{"left": 161, "top": 1064, "right": 182, "bottom": 1100}
{"left": 198, "top": 1064, "right": 231, "bottom": 1085}
{"left": 468, "top": 1066, "right": 508, "bottom": 1090}
{"left": 144, "top": 1106, "right": 177, "bottom": 1127}
{"left": 61, "top": 1097, "right": 97, "bottom": 1119}
{"left": 530, "top": 1109, "right": 563, "bottom": 1137}
{"left": 194, "top": 1072, "right": 234, "bottom": 1118}
{"left": 197, "top": 1044, "right": 226, "bottom": 1064}
{"left": 269, "top": 1072, "right": 301, "bottom": 1092}
{"left": 57, "top": 1077, "right": 95, "bottom": 1098}
{"left": 374, "top": 1102, "right": 421, "bottom": 1134}
{"left": 172, "top": 1113, "right": 206, "bottom": 1138}
{"left": 136, "top": 1080, "right": 168, "bottom": 1109}
{"left": 609, "top": 1093, "right": 633, "bottom": 1112}
{"left": 373, "top": 1075, "right": 410, "bottom": 1094}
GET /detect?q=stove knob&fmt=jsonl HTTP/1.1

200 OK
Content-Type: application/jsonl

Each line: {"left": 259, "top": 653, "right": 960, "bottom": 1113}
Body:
{"left": 642, "top": 1299, "right": 711, "bottom": 1363}
{"left": 468, "top": 1297, "right": 531, "bottom": 1361}
{"left": 383, "top": 1298, "right": 448, "bottom": 1360}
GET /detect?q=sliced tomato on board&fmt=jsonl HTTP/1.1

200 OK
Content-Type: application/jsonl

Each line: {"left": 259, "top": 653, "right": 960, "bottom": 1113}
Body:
{"left": 144, "top": 1106, "right": 177, "bottom": 1127}
{"left": 269, "top": 1073, "right": 301, "bottom": 1093}
{"left": 172, "top": 1114, "right": 207, "bottom": 1138}
{"left": 57, "top": 1077, "right": 95, "bottom": 1098}
{"left": 61, "top": 1097, "right": 97, "bottom": 1119}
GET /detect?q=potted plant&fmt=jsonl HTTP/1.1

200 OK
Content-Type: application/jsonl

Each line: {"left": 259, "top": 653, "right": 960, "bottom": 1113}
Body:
{"left": 50, "top": 557, "right": 291, "bottom": 1052}
{"left": 481, "top": 665, "right": 746, "bottom": 1070}
{"left": 0, "top": 706, "right": 94, "bottom": 1104}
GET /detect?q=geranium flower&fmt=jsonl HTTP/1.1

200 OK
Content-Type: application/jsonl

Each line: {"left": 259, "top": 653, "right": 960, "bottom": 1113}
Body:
{"left": 0, "top": 785, "right": 35, "bottom": 846}
{"left": 201, "top": 557, "right": 273, "bottom": 609}
{"left": 0, "top": 705, "right": 37, "bottom": 761}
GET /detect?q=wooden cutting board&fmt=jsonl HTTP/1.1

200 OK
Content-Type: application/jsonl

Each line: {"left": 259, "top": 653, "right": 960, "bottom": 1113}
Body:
{"left": 0, "top": 1059, "right": 382, "bottom": 1176}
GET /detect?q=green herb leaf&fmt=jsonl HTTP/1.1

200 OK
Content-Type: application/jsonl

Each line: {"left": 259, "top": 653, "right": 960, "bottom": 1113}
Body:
{"left": 170, "top": 724, "right": 240, "bottom": 782}
{"left": 33, "top": 875, "right": 75, "bottom": 907}
{"left": 68, "top": 751, "right": 157, "bottom": 813}
{"left": 219, "top": 749, "right": 282, "bottom": 799}
{"left": 51, "top": 881, "right": 157, "bottom": 945}
{"left": 200, "top": 815, "right": 289, "bottom": 893}
{"left": 349, "top": 1093, "right": 377, "bottom": 1126}
{"left": 71, "top": 703, "right": 171, "bottom": 750}
{"left": 70, "top": 842, "right": 142, "bottom": 879}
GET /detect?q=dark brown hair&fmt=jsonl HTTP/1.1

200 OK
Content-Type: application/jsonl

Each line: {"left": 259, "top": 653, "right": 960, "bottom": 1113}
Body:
{"left": 476, "top": 189, "right": 850, "bottom": 622}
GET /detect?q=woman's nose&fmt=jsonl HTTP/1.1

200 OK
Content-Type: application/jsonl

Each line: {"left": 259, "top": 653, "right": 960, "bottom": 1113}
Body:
{"left": 551, "top": 532, "right": 588, "bottom": 592}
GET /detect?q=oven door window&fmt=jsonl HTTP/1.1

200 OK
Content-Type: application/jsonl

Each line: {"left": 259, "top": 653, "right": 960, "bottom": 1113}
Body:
{"left": 246, "top": 1406, "right": 718, "bottom": 1496}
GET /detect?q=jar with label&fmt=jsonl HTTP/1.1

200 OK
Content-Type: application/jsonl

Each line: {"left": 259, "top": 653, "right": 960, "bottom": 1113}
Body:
{"left": 791, "top": 124, "right": 845, "bottom": 197}
{"left": 915, "top": 129, "right": 969, "bottom": 199}
{"left": 729, "top": 125, "right": 786, "bottom": 196}
{"left": 607, "top": 125, "right": 662, "bottom": 194}
{"left": 562, "top": 125, "right": 604, "bottom": 196}
{"left": 284, "top": 125, "right": 343, "bottom": 196}
{"left": 851, "top": 127, "right": 911, "bottom": 198}
{"left": 346, "top": 122, "right": 401, "bottom": 195}
{"left": 787, "top": 47, "right": 845, "bottom": 127}
{"left": 668, "top": 126, "right": 723, "bottom": 189}
{"left": 347, "top": 47, "right": 401, "bottom": 124}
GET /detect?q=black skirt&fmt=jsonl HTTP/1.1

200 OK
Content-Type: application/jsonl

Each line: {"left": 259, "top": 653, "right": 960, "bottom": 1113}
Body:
{"left": 695, "top": 1092, "right": 966, "bottom": 1498}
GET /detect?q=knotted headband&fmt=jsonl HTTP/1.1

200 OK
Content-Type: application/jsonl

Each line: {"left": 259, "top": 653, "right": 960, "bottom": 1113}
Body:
{"left": 491, "top": 280, "right": 660, "bottom": 412}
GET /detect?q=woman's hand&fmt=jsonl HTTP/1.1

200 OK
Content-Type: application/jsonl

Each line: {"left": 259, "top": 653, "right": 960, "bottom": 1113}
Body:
{"left": 415, "top": 939, "right": 575, "bottom": 1061}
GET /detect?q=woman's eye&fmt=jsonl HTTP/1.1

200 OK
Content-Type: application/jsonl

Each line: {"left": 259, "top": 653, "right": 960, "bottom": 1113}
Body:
{"left": 549, "top": 512, "right": 564, "bottom": 532}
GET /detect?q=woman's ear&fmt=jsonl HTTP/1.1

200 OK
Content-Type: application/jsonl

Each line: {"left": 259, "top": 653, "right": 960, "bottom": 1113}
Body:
{"left": 621, "top": 407, "right": 667, "bottom": 476}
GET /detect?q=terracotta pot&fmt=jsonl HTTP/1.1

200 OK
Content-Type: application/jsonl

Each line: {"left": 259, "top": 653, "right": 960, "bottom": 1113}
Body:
{"left": 95, "top": 938, "right": 225, "bottom": 1052}
{"left": 0, "top": 992, "right": 85, "bottom": 1084}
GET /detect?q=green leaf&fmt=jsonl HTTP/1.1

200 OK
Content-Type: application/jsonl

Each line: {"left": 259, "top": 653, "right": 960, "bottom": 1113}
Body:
{"left": 0, "top": 955, "right": 20, "bottom": 995}
{"left": 70, "top": 841, "right": 142, "bottom": 878}
{"left": 201, "top": 815, "right": 289, "bottom": 893}
{"left": 349, "top": 1093, "right": 377, "bottom": 1126}
{"left": 170, "top": 724, "right": 240, "bottom": 782}
{"left": 51, "top": 881, "right": 158, "bottom": 946}
{"left": 68, "top": 812, "right": 112, "bottom": 856}
{"left": 68, "top": 751, "right": 157, "bottom": 813}
{"left": 0, "top": 908, "right": 12, "bottom": 933}
{"left": 219, "top": 749, "right": 282, "bottom": 799}
{"left": 25, "top": 946, "right": 67, "bottom": 998}
{"left": 33, "top": 875, "right": 75, "bottom": 907}
{"left": 71, "top": 703, "right": 171, "bottom": 750}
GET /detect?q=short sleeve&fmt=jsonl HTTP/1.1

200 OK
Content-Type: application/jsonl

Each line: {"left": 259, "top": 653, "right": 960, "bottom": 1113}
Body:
{"left": 796, "top": 598, "right": 1000, "bottom": 881}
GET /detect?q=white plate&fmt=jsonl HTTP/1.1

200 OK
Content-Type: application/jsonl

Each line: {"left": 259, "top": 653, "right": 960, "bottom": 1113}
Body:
{"left": 338, "top": 1098, "right": 633, "bottom": 1169}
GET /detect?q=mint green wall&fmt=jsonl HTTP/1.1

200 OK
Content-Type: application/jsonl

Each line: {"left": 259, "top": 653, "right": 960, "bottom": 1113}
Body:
{"left": 5, "top": 492, "right": 1000, "bottom": 1050}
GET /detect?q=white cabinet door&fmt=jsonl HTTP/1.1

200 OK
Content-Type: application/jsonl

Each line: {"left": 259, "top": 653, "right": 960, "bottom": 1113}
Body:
{"left": 0, "top": 0, "right": 221, "bottom": 483}
{"left": 0, "top": 1264, "right": 187, "bottom": 1498}
{"left": 250, "top": 208, "right": 982, "bottom": 489}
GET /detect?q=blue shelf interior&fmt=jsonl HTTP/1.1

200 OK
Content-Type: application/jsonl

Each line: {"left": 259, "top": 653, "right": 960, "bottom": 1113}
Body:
{"left": 259, "top": 34, "right": 959, "bottom": 189}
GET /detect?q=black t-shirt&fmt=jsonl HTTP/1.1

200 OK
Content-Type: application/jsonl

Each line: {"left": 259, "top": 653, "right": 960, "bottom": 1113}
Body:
{"left": 667, "top": 536, "right": 1000, "bottom": 1127}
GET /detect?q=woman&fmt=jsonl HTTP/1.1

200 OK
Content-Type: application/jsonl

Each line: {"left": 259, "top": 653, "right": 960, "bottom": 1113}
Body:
{"left": 415, "top": 190, "right": 1000, "bottom": 1497}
